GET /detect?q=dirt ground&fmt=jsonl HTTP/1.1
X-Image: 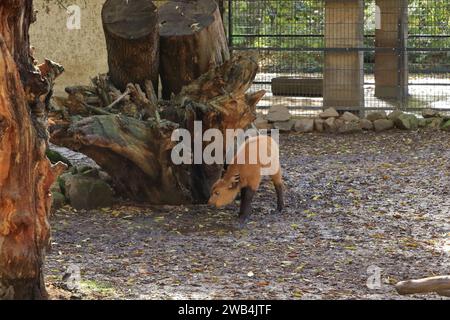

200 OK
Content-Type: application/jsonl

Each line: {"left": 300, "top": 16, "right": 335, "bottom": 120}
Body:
{"left": 45, "top": 130, "right": 450, "bottom": 300}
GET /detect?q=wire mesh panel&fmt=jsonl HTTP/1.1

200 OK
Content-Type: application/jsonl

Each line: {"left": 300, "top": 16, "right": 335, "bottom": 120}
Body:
{"left": 224, "top": 0, "right": 450, "bottom": 117}
{"left": 226, "top": 0, "right": 326, "bottom": 116}
{"left": 407, "top": 0, "right": 450, "bottom": 112}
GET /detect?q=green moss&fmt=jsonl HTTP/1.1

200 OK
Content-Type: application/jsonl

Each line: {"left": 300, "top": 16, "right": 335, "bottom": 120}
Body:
{"left": 441, "top": 120, "right": 450, "bottom": 131}
{"left": 79, "top": 280, "right": 116, "bottom": 296}
{"left": 46, "top": 149, "right": 72, "bottom": 167}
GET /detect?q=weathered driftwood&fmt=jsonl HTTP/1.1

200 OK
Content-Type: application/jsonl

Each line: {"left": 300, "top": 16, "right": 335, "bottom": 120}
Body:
{"left": 51, "top": 53, "right": 264, "bottom": 204}
{"left": 102, "top": 0, "right": 159, "bottom": 91}
{"left": 159, "top": 0, "right": 230, "bottom": 99}
{"left": 0, "top": 0, "right": 65, "bottom": 300}
{"left": 395, "top": 276, "right": 450, "bottom": 297}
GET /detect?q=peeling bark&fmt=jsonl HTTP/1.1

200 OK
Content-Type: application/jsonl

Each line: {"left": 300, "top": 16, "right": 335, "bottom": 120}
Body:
{"left": 0, "top": 0, "right": 64, "bottom": 300}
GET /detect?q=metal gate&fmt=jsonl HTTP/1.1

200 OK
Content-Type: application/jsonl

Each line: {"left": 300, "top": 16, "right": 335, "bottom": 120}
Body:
{"left": 223, "top": 0, "right": 450, "bottom": 117}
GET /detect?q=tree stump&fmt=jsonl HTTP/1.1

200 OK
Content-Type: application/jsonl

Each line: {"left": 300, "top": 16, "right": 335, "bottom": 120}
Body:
{"left": 0, "top": 0, "right": 65, "bottom": 300}
{"left": 159, "top": 0, "right": 230, "bottom": 100}
{"left": 102, "top": 0, "right": 159, "bottom": 91}
{"left": 51, "top": 53, "right": 265, "bottom": 204}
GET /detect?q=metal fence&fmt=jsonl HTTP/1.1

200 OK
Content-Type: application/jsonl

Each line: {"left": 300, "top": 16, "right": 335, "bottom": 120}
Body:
{"left": 222, "top": 0, "right": 450, "bottom": 117}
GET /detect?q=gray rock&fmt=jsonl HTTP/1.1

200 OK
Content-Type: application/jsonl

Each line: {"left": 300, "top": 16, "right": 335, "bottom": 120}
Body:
{"left": 387, "top": 110, "right": 404, "bottom": 122}
{"left": 366, "top": 111, "right": 387, "bottom": 122}
{"left": 373, "top": 119, "right": 394, "bottom": 132}
{"left": 323, "top": 117, "right": 336, "bottom": 132}
{"left": 314, "top": 118, "right": 325, "bottom": 132}
{"left": 65, "top": 175, "right": 114, "bottom": 210}
{"left": 58, "top": 172, "right": 73, "bottom": 195}
{"left": 99, "top": 170, "right": 113, "bottom": 184}
{"left": 422, "top": 108, "right": 440, "bottom": 119}
{"left": 426, "top": 117, "right": 443, "bottom": 129}
{"left": 338, "top": 121, "right": 362, "bottom": 134}
{"left": 50, "top": 181, "right": 62, "bottom": 194}
{"left": 341, "top": 112, "right": 360, "bottom": 122}
{"left": 395, "top": 113, "right": 419, "bottom": 130}
{"left": 360, "top": 119, "right": 374, "bottom": 131}
{"left": 441, "top": 119, "right": 450, "bottom": 131}
{"left": 266, "top": 105, "right": 291, "bottom": 122}
{"left": 294, "top": 118, "right": 315, "bottom": 133}
{"left": 319, "top": 107, "right": 339, "bottom": 119}
{"left": 273, "top": 120, "right": 295, "bottom": 132}
{"left": 51, "top": 192, "right": 67, "bottom": 211}
{"left": 324, "top": 117, "right": 344, "bottom": 133}
{"left": 254, "top": 116, "right": 273, "bottom": 130}
{"left": 418, "top": 118, "right": 427, "bottom": 128}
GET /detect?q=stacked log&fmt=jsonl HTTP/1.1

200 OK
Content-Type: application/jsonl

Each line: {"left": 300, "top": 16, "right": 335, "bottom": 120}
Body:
{"left": 159, "top": 0, "right": 230, "bottom": 99}
{"left": 102, "top": 0, "right": 160, "bottom": 91}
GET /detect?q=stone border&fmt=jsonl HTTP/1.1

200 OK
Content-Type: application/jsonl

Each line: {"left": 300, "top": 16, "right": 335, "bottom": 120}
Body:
{"left": 255, "top": 106, "right": 450, "bottom": 134}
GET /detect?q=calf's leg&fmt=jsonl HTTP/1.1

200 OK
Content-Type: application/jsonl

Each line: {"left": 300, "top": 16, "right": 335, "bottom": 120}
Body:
{"left": 271, "top": 170, "right": 284, "bottom": 212}
{"left": 275, "top": 183, "right": 284, "bottom": 212}
{"left": 239, "top": 187, "right": 256, "bottom": 223}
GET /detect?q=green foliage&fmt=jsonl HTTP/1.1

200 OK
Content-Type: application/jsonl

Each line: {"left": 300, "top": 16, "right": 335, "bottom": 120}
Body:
{"left": 228, "top": 0, "right": 450, "bottom": 73}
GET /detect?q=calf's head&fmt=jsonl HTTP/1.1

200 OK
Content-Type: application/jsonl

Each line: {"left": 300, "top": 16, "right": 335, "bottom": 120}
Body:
{"left": 208, "top": 174, "right": 241, "bottom": 208}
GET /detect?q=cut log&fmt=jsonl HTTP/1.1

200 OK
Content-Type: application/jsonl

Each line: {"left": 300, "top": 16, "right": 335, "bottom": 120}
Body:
{"left": 395, "top": 276, "right": 450, "bottom": 296}
{"left": 159, "top": 0, "right": 230, "bottom": 100}
{"left": 102, "top": 0, "right": 159, "bottom": 91}
{"left": 51, "top": 53, "right": 264, "bottom": 204}
{"left": 0, "top": 0, "right": 65, "bottom": 300}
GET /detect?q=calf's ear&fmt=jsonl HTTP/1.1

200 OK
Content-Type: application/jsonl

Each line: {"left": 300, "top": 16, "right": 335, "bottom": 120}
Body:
{"left": 229, "top": 182, "right": 239, "bottom": 189}
{"left": 229, "top": 174, "right": 240, "bottom": 189}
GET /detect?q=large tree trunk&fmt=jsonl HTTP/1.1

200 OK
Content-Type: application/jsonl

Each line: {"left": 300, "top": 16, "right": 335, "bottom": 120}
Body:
{"left": 51, "top": 53, "right": 264, "bottom": 204}
{"left": 159, "top": 0, "right": 230, "bottom": 100}
{"left": 102, "top": 0, "right": 159, "bottom": 91}
{"left": 0, "top": 0, "right": 64, "bottom": 300}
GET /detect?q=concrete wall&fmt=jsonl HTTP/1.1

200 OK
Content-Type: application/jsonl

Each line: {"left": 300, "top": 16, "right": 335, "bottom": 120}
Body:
{"left": 30, "top": 0, "right": 108, "bottom": 96}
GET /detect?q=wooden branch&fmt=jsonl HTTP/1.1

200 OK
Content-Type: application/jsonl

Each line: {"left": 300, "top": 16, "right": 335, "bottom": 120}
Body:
{"left": 65, "top": 85, "right": 97, "bottom": 95}
{"left": 83, "top": 102, "right": 113, "bottom": 116}
{"left": 51, "top": 161, "right": 69, "bottom": 178}
{"left": 127, "top": 83, "right": 160, "bottom": 121}
{"left": 145, "top": 81, "right": 158, "bottom": 109}
{"left": 395, "top": 276, "right": 450, "bottom": 296}
{"left": 177, "top": 52, "right": 259, "bottom": 104}
{"left": 92, "top": 74, "right": 112, "bottom": 107}
{"left": 105, "top": 88, "right": 130, "bottom": 110}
